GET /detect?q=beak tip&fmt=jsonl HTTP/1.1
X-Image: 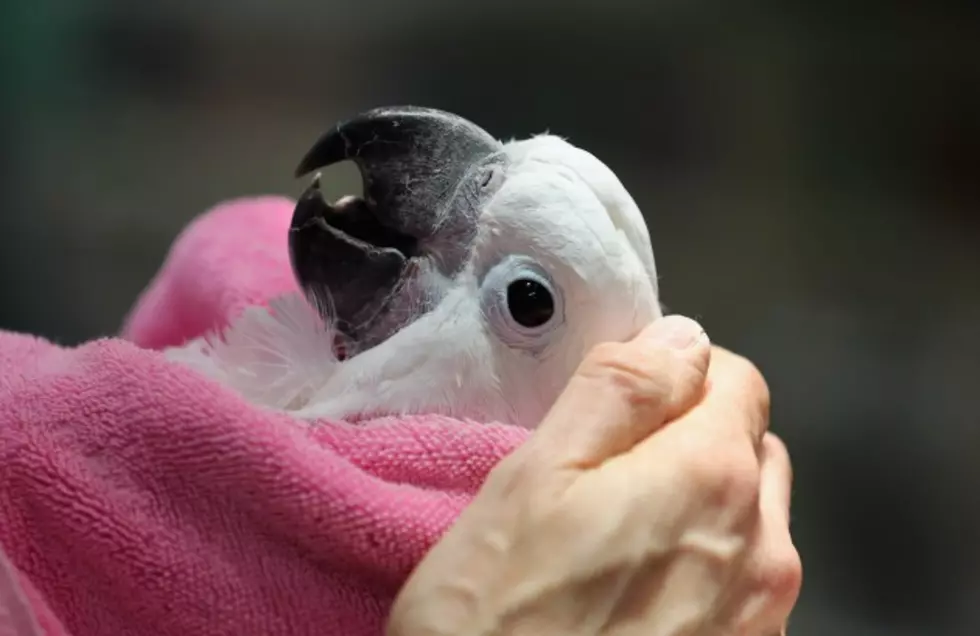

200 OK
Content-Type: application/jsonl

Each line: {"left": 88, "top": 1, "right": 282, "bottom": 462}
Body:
{"left": 295, "top": 122, "right": 349, "bottom": 179}
{"left": 294, "top": 157, "right": 315, "bottom": 179}
{"left": 296, "top": 175, "right": 322, "bottom": 205}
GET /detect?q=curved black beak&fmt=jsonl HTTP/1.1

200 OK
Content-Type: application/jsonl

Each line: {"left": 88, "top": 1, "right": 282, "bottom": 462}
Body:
{"left": 289, "top": 106, "right": 504, "bottom": 349}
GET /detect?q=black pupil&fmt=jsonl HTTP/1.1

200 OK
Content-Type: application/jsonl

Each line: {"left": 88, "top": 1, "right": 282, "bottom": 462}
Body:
{"left": 506, "top": 279, "right": 555, "bottom": 328}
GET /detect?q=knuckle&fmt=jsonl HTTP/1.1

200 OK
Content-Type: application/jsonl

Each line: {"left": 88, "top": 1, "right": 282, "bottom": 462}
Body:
{"left": 762, "top": 432, "right": 789, "bottom": 459}
{"left": 580, "top": 342, "right": 672, "bottom": 408}
{"left": 730, "top": 354, "right": 771, "bottom": 418}
{"left": 753, "top": 545, "right": 803, "bottom": 603}
{"left": 688, "top": 444, "right": 761, "bottom": 512}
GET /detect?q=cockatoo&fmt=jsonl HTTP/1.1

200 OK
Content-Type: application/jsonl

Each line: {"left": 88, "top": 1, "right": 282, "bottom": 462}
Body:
{"left": 167, "top": 106, "right": 662, "bottom": 429}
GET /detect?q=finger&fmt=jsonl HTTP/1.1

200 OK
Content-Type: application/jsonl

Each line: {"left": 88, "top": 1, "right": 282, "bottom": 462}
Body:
{"left": 715, "top": 435, "right": 801, "bottom": 634}
{"left": 731, "top": 523, "right": 801, "bottom": 635}
{"left": 690, "top": 346, "right": 772, "bottom": 448}
{"left": 758, "top": 434, "right": 793, "bottom": 522}
{"left": 532, "top": 315, "right": 710, "bottom": 469}
{"left": 620, "top": 350, "right": 771, "bottom": 516}
{"left": 749, "top": 434, "right": 801, "bottom": 629}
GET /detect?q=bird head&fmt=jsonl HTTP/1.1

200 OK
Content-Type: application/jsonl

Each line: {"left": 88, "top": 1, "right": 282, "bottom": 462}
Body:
{"left": 287, "top": 106, "right": 662, "bottom": 428}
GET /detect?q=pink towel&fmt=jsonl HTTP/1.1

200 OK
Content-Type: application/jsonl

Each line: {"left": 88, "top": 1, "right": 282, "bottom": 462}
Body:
{"left": 0, "top": 197, "right": 531, "bottom": 636}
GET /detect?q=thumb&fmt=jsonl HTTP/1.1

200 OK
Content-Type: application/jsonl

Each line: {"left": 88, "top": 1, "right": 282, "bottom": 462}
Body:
{"left": 532, "top": 315, "right": 711, "bottom": 469}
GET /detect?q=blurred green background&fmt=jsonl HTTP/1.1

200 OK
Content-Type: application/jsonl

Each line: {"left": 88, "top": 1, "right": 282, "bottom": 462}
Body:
{"left": 2, "top": 2, "right": 979, "bottom": 635}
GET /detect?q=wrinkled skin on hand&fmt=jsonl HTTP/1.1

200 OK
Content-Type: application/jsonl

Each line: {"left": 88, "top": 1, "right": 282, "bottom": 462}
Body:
{"left": 387, "top": 316, "right": 800, "bottom": 636}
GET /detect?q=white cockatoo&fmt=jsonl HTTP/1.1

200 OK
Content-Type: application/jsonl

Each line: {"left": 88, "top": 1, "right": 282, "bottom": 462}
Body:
{"left": 166, "top": 106, "right": 663, "bottom": 429}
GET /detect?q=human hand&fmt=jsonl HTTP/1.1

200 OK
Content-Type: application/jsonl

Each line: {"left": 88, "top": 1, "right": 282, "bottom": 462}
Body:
{"left": 387, "top": 315, "right": 800, "bottom": 636}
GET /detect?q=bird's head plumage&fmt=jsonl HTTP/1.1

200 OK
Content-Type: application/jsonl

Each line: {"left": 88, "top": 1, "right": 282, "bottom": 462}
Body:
{"left": 169, "top": 106, "right": 662, "bottom": 429}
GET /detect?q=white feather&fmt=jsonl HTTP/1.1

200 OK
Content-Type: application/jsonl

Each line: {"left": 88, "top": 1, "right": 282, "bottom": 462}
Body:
{"left": 165, "top": 134, "right": 662, "bottom": 429}
{"left": 164, "top": 293, "right": 338, "bottom": 411}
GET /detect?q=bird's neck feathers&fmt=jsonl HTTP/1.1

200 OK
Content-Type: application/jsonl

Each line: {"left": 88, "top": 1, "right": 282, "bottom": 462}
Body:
{"left": 163, "top": 289, "right": 516, "bottom": 425}
{"left": 163, "top": 293, "right": 341, "bottom": 412}
{"left": 296, "top": 287, "right": 515, "bottom": 424}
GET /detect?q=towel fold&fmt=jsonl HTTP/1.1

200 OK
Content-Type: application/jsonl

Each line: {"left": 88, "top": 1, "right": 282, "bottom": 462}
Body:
{"left": 0, "top": 197, "right": 530, "bottom": 635}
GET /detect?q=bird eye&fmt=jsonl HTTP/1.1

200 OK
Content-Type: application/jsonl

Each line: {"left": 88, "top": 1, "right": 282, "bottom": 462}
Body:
{"left": 506, "top": 278, "right": 555, "bottom": 328}
{"left": 480, "top": 256, "right": 564, "bottom": 351}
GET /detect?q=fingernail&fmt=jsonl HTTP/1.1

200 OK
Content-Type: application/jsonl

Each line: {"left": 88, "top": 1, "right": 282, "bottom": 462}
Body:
{"left": 646, "top": 315, "right": 705, "bottom": 349}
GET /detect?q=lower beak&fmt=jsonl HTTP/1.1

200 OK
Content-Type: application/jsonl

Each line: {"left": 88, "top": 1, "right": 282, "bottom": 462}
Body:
{"left": 288, "top": 175, "right": 413, "bottom": 348}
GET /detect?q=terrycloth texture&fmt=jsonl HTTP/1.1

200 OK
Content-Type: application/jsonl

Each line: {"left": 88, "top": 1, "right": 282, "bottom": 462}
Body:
{"left": 0, "top": 546, "right": 48, "bottom": 636}
{"left": 120, "top": 196, "right": 302, "bottom": 349}
{"left": 0, "top": 197, "right": 531, "bottom": 636}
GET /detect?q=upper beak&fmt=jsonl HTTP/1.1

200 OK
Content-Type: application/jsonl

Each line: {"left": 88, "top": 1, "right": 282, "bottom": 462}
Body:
{"left": 289, "top": 106, "right": 503, "bottom": 350}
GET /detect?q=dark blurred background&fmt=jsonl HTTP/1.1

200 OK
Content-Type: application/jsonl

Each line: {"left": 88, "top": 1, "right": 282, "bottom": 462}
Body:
{"left": 3, "top": 2, "right": 979, "bottom": 634}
